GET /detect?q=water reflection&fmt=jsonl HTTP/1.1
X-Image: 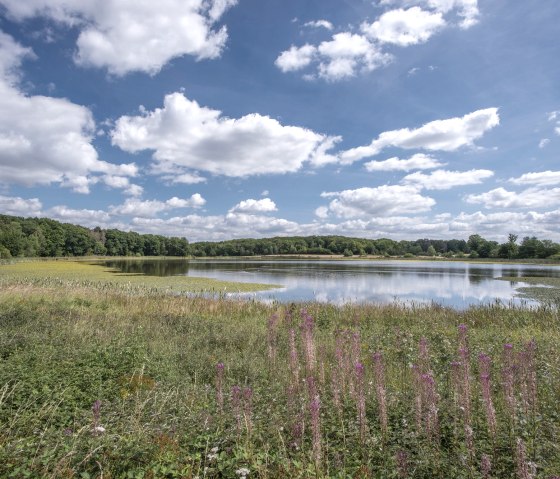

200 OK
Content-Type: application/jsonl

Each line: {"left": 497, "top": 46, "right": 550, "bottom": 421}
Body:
{"left": 100, "top": 259, "right": 560, "bottom": 308}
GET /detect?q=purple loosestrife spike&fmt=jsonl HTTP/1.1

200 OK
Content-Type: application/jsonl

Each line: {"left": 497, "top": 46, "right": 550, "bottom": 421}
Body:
{"left": 395, "top": 450, "right": 409, "bottom": 478}
{"left": 515, "top": 437, "right": 534, "bottom": 479}
{"left": 373, "top": 351, "right": 388, "bottom": 435}
{"left": 412, "top": 364, "right": 423, "bottom": 433}
{"left": 309, "top": 395, "right": 322, "bottom": 466}
{"left": 288, "top": 329, "right": 300, "bottom": 390}
{"left": 301, "top": 310, "right": 316, "bottom": 372}
{"left": 216, "top": 363, "right": 225, "bottom": 413}
{"left": 421, "top": 373, "right": 439, "bottom": 443}
{"left": 478, "top": 354, "right": 497, "bottom": 438}
{"left": 354, "top": 362, "right": 367, "bottom": 443}
{"left": 481, "top": 454, "right": 492, "bottom": 479}
{"left": 502, "top": 343, "right": 516, "bottom": 418}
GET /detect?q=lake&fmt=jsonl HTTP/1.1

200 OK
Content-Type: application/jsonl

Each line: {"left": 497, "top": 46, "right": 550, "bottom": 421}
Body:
{"left": 101, "top": 258, "right": 560, "bottom": 308}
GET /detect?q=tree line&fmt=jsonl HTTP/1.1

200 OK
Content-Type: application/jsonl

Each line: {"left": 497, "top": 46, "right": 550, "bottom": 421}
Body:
{"left": 0, "top": 214, "right": 189, "bottom": 258}
{"left": 1, "top": 214, "right": 559, "bottom": 260}
{"left": 191, "top": 233, "right": 560, "bottom": 260}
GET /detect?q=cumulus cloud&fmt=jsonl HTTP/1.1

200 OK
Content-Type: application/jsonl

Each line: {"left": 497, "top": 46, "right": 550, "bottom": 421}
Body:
{"left": 402, "top": 168, "right": 493, "bottom": 189}
{"left": 509, "top": 171, "right": 560, "bottom": 187}
{"left": 276, "top": 0, "right": 477, "bottom": 81}
{"left": 361, "top": 7, "right": 445, "bottom": 46}
{"left": 0, "top": 0, "right": 237, "bottom": 76}
{"left": 465, "top": 187, "right": 560, "bottom": 209}
{"left": 0, "top": 194, "right": 42, "bottom": 216}
{"left": 110, "top": 195, "right": 206, "bottom": 218}
{"left": 341, "top": 108, "right": 499, "bottom": 163}
{"left": 380, "top": 0, "right": 479, "bottom": 29}
{"left": 539, "top": 138, "right": 550, "bottom": 149}
{"left": 304, "top": 20, "right": 334, "bottom": 30}
{"left": 275, "top": 44, "right": 317, "bottom": 72}
{"left": 276, "top": 32, "right": 392, "bottom": 81}
{"left": 47, "top": 205, "right": 112, "bottom": 225}
{"left": 364, "top": 153, "right": 444, "bottom": 171}
{"left": 102, "top": 175, "right": 143, "bottom": 196}
{"left": 229, "top": 198, "right": 278, "bottom": 214}
{"left": 316, "top": 33, "right": 392, "bottom": 81}
{"left": 320, "top": 185, "right": 435, "bottom": 219}
{"left": 111, "top": 92, "right": 340, "bottom": 177}
{"left": 0, "top": 31, "right": 138, "bottom": 192}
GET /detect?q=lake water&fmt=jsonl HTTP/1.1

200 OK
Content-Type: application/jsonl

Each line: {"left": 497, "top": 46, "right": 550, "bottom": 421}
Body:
{"left": 101, "top": 258, "right": 560, "bottom": 308}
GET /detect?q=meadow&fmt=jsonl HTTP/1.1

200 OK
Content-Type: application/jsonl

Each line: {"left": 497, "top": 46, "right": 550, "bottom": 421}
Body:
{"left": 0, "top": 261, "right": 559, "bottom": 478}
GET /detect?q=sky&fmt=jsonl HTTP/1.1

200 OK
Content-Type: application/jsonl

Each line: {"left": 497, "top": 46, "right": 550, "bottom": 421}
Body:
{"left": 0, "top": 0, "right": 559, "bottom": 243}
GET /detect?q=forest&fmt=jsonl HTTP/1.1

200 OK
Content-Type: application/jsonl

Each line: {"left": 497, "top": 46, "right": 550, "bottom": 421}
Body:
{"left": 0, "top": 214, "right": 189, "bottom": 258}
{"left": 1, "top": 213, "right": 560, "bottom": 260}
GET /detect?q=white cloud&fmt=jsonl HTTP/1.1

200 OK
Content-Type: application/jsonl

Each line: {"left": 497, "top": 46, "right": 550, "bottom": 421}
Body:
{"left": 276, "top": 33, "right": 391, "bottom": 81}
{"left": 341, "top": 108, "right": 499, "bottom": 163}
{"left": 317, "top": 33, "right": 392, "bottom": 81}
{"left": 111, "top": 92, "right": 340, "bottom": 177}
{"left": 539, "top": 138, "right": 550, "bottom": 149}
{"left": 0, "top": 0, "right": 237, "bottom": 76}
{"left": 0, "top": 194, "right": 42, "bottom": 216}
{"left": 320, "top": 185, "right": 435, "bottom": 218}
{"left": 0, "top": 32, "right": 138, "bottom": 191}
{"left": 276, "top": 1, "right": 476, "bottom": 81}
{"left": 111, "top": 195, "right": 206, "bottom": 218}
{"left": 304, "top": 20, "right": 334, "bottom": 30}
{"left": 364, "top": 153, "right": 444, "bottom": 171}
{"left": 315, "top": 206, "right": 329, "bottom": 219}
{"left": 380, "top": 0, "right": 479, "bottom": 29}
{"left": 402, "top": 168, "right": 493, "bottom": 189}
{"left": 465, "top": 187, "right": 560, "bottom": 209}
{"left": 102, "top": 175, "right": 143, "bottom": 196}
{"left": 47, "top": 205, "right": 111, "bottom": 226}
{"left": 229, "top": 198, "right": 278, "bottom": 214}
{"left": 509, "top": 171, "right": 560, "bottom": 187}
{"left": 275, "top": 44, "right": 317, "bottom": 72}
{"left": 361, "top": 7, "right": 445, "bottom": 46}
{"left": 131, "top": 212, "right": 301, "bottom": 242}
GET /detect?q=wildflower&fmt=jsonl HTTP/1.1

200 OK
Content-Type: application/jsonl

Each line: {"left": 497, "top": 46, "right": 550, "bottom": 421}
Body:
{"left": 309, "top": 395, "right": 322, "bottom": 466}
{"left": 372, "top": 351, "right": 388, "bottom": 435}
{"left": 235, "top": 467, "right": 250, "bottom": 478}
{"left": 478, "top": 353, "right": 497, "bottom": 438}
{"left": 91, "top": 425, "right": 106, "bottom": 435}
{"left": 515, "top": 437, "right": 534, "bottom": 479}
{"left": 355, "top": 362, "right": 367, "bottom": 443}
{"left": 481, "top": 454, "right": 492, "bottom": 479}
{"left": 395, "top": 450, "right": 409, "bottom": 478}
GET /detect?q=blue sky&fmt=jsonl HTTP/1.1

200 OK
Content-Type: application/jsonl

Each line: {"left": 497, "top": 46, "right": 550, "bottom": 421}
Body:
{"left": 0, "top": 0, "right": 559, "bottom": 242}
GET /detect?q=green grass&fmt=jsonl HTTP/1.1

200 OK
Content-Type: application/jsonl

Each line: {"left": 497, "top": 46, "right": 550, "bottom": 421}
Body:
{"left": 0, "top": 267, "right": 559, "bottom": 478}
{"left": 0, "top": 259, "right": 279, "bottom": 294}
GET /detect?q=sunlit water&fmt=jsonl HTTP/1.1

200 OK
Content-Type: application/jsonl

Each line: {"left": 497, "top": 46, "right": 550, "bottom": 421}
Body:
{"left": 101, "top": 259, "right": 560, "bottom": 308}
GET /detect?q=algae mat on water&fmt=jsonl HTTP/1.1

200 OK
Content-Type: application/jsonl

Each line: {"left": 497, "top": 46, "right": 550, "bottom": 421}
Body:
{"left": 0, "top": 259, "right": 279, "bottom": 294}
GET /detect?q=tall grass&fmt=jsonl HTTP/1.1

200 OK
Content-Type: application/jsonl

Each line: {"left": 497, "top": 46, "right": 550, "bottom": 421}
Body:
{"left": 0, "top": 280, "right": 559, "bottom": 478}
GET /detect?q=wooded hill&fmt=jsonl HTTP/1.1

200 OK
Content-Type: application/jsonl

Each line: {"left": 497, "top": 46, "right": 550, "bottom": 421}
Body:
{"left": 1, "top": 213, "right": 559, "bottom": 260}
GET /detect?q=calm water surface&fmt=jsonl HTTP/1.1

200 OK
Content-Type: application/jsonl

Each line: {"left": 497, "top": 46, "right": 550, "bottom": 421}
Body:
{"left": 102, "top": 259, "right": 560, "bottom": 308}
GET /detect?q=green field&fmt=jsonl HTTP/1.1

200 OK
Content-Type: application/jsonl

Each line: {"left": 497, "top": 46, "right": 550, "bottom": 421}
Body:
{"left": 1, "top": 261, "right": 559, "bottom": 478}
